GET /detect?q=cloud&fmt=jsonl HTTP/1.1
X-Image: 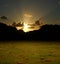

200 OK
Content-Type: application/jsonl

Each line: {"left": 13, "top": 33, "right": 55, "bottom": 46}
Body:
{"left": 24, "top": 14, "right": 32, "bottom": 18}
{"left": 0, "top": 16, "right": 8, "bottom": 20}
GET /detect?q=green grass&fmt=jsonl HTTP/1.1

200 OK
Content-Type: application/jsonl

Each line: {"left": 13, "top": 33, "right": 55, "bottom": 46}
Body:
{"left": 0, "top": 41, "right": 60, "bottom": 64}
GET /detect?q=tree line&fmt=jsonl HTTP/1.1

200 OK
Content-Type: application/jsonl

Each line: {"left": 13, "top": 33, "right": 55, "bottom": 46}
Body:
{"left": 0, "top": 22, "right": 60, "bottom": 41}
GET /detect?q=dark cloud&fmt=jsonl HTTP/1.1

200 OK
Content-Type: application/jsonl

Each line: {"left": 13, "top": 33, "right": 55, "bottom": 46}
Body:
{"left": 0, "top": 16, "right": 8, "bottom": 20}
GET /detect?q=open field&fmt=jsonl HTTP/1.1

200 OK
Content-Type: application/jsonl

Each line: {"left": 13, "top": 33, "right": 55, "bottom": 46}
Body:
{"left": 0, "top": 41, "right": 60, "bottom": 64}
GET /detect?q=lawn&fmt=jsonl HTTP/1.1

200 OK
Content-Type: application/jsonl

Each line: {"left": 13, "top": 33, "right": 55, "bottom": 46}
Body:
{"left": 0, "top": 41, "right": 60, "bottom": 64}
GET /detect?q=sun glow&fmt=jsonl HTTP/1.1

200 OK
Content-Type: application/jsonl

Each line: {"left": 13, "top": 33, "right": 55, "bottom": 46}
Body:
{"left": 24, "top": 14, "right": 32, "bottom": 18}
{"left": 16, "top": 13, "right": 40, "bottom": 32}
{"left": 23, "top": 22, "right": 30, "bottom": 32}
{"left": 16, "top": 27, "right": 22, "bottom": 30}
{"left": 16, "top": 22, "right": 40, "bottom": 32}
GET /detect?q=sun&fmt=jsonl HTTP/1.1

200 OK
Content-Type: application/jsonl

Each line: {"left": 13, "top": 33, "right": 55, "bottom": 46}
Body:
{"left": 23, "top": 22, "right": 30, "bottom": 32}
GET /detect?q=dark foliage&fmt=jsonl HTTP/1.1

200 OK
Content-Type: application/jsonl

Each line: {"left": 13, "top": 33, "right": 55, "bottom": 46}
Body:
{"left": 26, "top": 24, "right": 60, "bottom": 41}
{"left": 0, "top": 22, "right": 60, "bottom": 41}
{"left": 0, "top": 23, "right": 25, "bottom": 41}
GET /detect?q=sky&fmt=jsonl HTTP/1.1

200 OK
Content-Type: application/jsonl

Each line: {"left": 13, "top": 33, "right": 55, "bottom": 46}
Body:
{"left": 0, "top": 0, "right": 60, "bottom": 25}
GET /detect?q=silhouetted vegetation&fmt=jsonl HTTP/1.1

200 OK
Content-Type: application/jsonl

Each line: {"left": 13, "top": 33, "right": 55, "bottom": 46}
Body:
{"left": 0, "top": 22, "right": 25, "bottom": 41}
{"left": 0, "top": 22, "right": 60, "bottom": 41}
{"left": 26, "top": 24, "right": 60, "bottom": 41}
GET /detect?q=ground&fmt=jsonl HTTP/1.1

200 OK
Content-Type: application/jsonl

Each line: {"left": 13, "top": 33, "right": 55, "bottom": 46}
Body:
{"left": 0, "top": 41, "right": 60, "bottom": 64}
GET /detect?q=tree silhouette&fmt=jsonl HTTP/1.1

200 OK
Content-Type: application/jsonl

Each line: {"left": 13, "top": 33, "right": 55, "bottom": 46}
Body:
{"left": 0, "top": 22, "right": 60, "bottom": 41}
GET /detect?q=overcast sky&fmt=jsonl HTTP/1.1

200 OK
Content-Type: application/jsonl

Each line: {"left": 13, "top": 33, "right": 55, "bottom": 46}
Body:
{"left": 0, "top": 0, "right": 60, "bottom": 24}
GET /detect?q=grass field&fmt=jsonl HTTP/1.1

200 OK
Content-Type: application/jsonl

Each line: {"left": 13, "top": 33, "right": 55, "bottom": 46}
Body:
{"left": 0, "top": 41, "right": 60, "bottom": 64}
